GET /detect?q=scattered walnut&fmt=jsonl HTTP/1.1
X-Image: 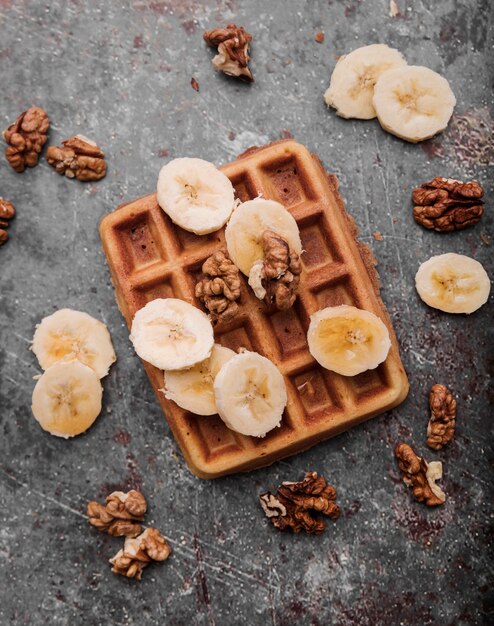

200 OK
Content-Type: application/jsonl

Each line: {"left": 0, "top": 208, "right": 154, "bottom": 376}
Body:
{"left": 427, "top": 384, "right": 456, "bottom": 450}
{"left": 480, "top": 232, "right": 490, "bottom": 246}
{"left": 0, "top": 198, "right": 15, "bottom": 247}
{"left": 3, "top": 107, "right": 49, "bottom": 172}
{"left": 87, "top": 490, "right": 147, "bottom": 537}
{"left": 191, "top": 77, "right": 200, "bottom": 92}
{"left": 248, "top": 230, "right": 301, "bottom": 310}
{"left": 195, "top": 249, "right": 241, "bottom": 323}
{"left": 412, "top": 177, "right": 484, "bottom": 232}
{"left": 260, "top": 471, "right": 340, "bottom": 534}
{"left": 314, "top": 31, "right": 325, "bottom": 43}
{"left": 203, "top": 23, "right": 254, "bottom": 82}
{"left": 394, "top": 443, "right": 446, "bottom": 506}
{"left": 46, "top": 135, "right": 107, "bottom": 181}
{"left": 372, "top": 230, "right": 383, "bottom": 241}
{"left": 110, "top": 528, "right": 171, "bottom": 580}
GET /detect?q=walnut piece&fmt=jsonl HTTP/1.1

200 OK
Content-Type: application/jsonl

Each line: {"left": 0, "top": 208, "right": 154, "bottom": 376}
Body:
{"left": 0, "top": 198, "right": 15, "bottom": 247}
{"left": 87, "top": 490, "right": 147, "bottom": 537}
{"left": 248, "top": 230, "right": 301, "bottom": 310}
{"left": 203, "top": 23, "right": 254, "bottom": 82}
{"left": 260, "top": 471, "right": 340, "bottom": 534}
{"left": 110, "top": 528, "right": 171, "bottom": 580}
{"left": 195, "top": 249, "right": 241, "bottom": 323}
{"left": 395, "top": 443, "right": 446, "bottom": 506}
{"left": 3, "top": 107, "right": 49, "bottom": 172}
{"left": 46, "top": 134, "right": 107, "bottom": 181}
{"left": 413, "top": 177, "right": 484, "bottom": 232}
{"left": 427, "top": 384, "right": 456, "bottom": 450}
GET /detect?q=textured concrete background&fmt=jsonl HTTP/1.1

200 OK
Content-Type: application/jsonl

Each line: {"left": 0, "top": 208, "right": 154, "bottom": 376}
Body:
{"left": 0, "top": 1, "right": 493, "bottom": 624}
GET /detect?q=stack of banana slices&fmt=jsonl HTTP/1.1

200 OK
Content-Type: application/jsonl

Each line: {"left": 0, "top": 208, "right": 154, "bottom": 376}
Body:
{"left": 130, "top": 298, "right": 287, "bottom": 438}
{"left": 324, "top": 43, "right": 456, "bottom": 143}
{"left": 31, "top": 309, "right": 116, "bottom": 438}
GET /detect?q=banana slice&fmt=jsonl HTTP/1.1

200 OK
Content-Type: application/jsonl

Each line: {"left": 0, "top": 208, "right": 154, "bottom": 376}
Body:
{"left": 225, "top": 198, "right": 302, "bottom": 276}
{"left": 157, "top": 157, "right": 236, "bottom": 235}
{"left": 214, "top": 351, "right": 287, "bottom": 437}
{"left": 307, "top": 305, "right": 391, "bottom": 376}
{"left": 163, "top": 344, "right": 236, "bottom": 415}
{"left": 130, "top": 298, "right": 214, "bottom": 370}
{"left": 415, "top": 253, "right": 490, "bottom": 314}
{"left": 324, "top": 44, "right": 407, "bottom": 119}
{"left": 373, "top": 65, "right": 456, "bottom": 142}
{"left": 32, "top": 308, "right": 116, "bottom": 378}
{"left": 31, "top": 360, "right": 103, "bottom": 438}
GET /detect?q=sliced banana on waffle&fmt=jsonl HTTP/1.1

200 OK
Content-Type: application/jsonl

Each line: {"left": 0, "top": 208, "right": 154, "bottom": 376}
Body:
{"left": 214, "top": 351, "right": 287, "bottom": 437}
{"left": 32, "top": 308, "right": 116, "bottom": 378}
{"left": 31, "top": 360, "right": 103, "bottom": 438}
{"left": 373, "top": 65, "right": 456, "bottom": 142}
{"left": 130, "top": 298, "right": 214, "bottom": 370}
{"left": 324, "top": 44, "right": 407, "bottom": 119}
{"left": 225, "top": 198, "right": 302, "bottom": 276}
{"left": 415, "top": 253, "right": 490, "bottom": 314}
{"left": 163, "top": 344, "right": 236, "bottom": 415}
{"left": 157, "top": 157, "right": 236, "bottom": 235}
{"left": 307, "top": 305, "right": 391, "bottom": 376}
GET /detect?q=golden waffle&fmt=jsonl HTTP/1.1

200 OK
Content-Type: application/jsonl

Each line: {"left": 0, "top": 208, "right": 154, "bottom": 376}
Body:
{"left": 100, "top": 140, "right": 409, "bottom": 479}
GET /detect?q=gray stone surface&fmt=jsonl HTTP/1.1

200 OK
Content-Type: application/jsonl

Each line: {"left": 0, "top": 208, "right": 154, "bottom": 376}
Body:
{"left": 0, "top": 1, "right": 493, "bottom": 624}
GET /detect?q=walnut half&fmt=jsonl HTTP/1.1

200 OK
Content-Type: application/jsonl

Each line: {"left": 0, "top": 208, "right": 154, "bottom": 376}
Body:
{"left": 110, "top": 528, "right": 171, "bottom": 580}
{"left": 87, "top": 490, "right": 147, "bottom": 537}
{"left": 260, "top": 471, "right": 340, "bottom": 534}
{"left": 3, "top": 107, "right": 49, "bottom": 172}
{"left": 195, "top": 249, "right": 241, "bottom": 323}
{"left": 395, "top": 442, "right": 446, "bottom": 506}
{"left": 46, "top": 135, "right": 107, "bottom": 181}
{"left": 203, "top": 23, "right": 254, "bottom": 82}
{"left": 0, "top": 198, "right": 15, "bottom": 246}
{"left": 427, "top": 384, "right": 456, "bottom": 450}
{"left": 248, "top": 230, "right": 302, "bottom": 310}
{"left": 412, "top": 177, "right": 484, "bottom": 232}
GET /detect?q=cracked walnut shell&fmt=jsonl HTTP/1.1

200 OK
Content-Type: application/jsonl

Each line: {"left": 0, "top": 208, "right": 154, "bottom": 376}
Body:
{"left": 195, "top": 249, "right": 241, "bottom": 323}
{"left": 413, "top": 177, "right": 484, "bottom": 232}
{"left": 260, "top": 471, "right": 340, "bottom": 534}
{"left": 395, "top": 442, "right": 445, "bottom": 506}
{"left": 110, "top": 528, "right": 171, "bottom": 580}
{"left": 427, "top": 384, "right": 456, "bottom": 450}
{"left": 203, "top": 23, "right": 254, "bottom": 82}
{"left": 87, "top": 490, "right": 147, "bottom": 537}
{"left": 46, "top": 135, "right": 107, "bottom": 181}
{"left": 3, "top": 107, "right": 49, "bottom": 172}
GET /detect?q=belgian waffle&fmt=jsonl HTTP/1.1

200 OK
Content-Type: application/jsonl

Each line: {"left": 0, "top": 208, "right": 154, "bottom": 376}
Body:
{"left": 99, "top": 140, "right": 409, "bottom": 479}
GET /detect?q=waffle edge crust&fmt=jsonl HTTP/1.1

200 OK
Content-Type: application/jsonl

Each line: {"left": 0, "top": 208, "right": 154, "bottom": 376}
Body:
{"left": 99, "top": 140, "right": 409, "bottom": 479}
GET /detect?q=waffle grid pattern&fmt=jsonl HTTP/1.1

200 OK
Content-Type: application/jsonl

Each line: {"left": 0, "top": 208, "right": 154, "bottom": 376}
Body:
{"left": 100, "top": 140, "right": 408, "bottom": 478}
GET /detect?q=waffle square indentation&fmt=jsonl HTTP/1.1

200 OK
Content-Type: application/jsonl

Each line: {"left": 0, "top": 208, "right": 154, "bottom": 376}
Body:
{"left": 313, "top": 276, "right": 361, "bottom": 308}
{"left": 230, "top": 173, "right": 260, "bottom": 202}
{"left": 188, "top": 414, "right": 245, "bottom": 461}
{"left": 299, "top": 214, "right": 343, "bottom": 269}
{"left": 131, "top": 276, "right": 176, "bottom": 308}
{"left": 268, "top": 304, "right": 308, "bottom": 359}
{"left": 259, "top": 156, "right": 308, "bottom": 207}
{"left": 348, "top": 363, "right": 389, "bottom": 402}
{"left": 291, "top": 368, "right": 342, "bottom": 423}
{"left": 115, "top": 217, "right": 168, "bottom": 271}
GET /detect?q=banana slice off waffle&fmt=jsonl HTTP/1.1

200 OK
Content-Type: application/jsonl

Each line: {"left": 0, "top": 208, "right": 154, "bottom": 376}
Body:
{"left": 100, "top": 140, "right": 409, "bottom": 478}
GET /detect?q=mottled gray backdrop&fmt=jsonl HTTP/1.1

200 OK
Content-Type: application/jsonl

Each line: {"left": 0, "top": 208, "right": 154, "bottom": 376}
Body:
{"left": 0, "top": 1, "right": 493, "bottom": 625}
